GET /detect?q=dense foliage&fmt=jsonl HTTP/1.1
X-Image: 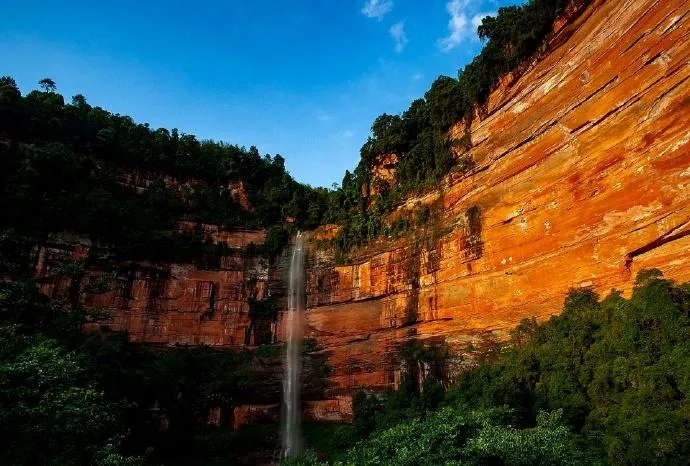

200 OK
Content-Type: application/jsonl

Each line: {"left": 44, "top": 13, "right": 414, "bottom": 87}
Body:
{"left": 0, "top": 75, "right": 333, "bottom": 268}
{"left": 340, "top": 408, "right": 584, "bottom": 466}
{"left": 452, "top": 270, "right": 690, "bottom": 465}
{"left": 0, "top": 281, "right": 143, "bottom": 465}
{"left": 289, "top": 270, "right": 690, "bottom": 465}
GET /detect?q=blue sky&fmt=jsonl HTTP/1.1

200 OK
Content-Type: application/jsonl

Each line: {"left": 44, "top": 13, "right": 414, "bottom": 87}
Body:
{"left": 1, "top": 0, "right": 514, "bottom": 187}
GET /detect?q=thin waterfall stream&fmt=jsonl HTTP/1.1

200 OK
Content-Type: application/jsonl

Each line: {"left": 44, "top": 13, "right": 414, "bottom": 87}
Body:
{"left": 282, "top": 232, "right": 305, "bottom": 458}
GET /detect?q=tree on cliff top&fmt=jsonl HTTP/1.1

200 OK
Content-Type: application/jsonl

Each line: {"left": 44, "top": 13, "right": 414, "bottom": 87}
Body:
{"left": 39, "top": 77, "right": 57, "bottom": 92}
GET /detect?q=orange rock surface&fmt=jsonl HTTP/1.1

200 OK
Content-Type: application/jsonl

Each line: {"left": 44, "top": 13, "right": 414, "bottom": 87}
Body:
{"left": 368, "top": 153, "right": 399, "bottom": 196}
{"left": 228, "top": 180, "right": 253, "bottom": 211}
{"left": 312, "top": 224, "right": 342, "bottom": 241}
{"left": 295, "top": 0, "right": 690, "bottom": 400}
{"left": 36, "top": 227, "right": 272, "bottom": 347}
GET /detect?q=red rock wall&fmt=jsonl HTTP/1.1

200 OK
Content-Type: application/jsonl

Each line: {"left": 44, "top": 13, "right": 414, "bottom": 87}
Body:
{"left": 35, "top": 228, "right": 272, "bottom": 347}
{"left": 175, "top": 221, "right": 266, "bottom": 249}
{"left": 297, "top": 0, "right": 690, "bottom": 399}
{"left": 368, "top": 153, "right": 399, "bottom": 196}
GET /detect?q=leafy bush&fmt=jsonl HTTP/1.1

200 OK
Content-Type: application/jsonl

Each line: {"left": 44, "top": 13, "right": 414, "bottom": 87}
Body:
{"left": 340, "top": 407, "right": 585, "bottom": 465}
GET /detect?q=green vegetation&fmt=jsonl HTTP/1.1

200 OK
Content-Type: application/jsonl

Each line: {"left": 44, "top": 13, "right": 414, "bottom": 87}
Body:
{"left": 451, "top": 270, "right": 690, "bottom": 465}
{"left": 285, "top": 270, "right": 690, "bottom": 465}
{"left": 0, "top": 75, "right": 331, "bottom": 269}
{"left": 297, "top": 423, "right": 358, "bottom": 464}
{"left": 0, "top": 281, "right": 143, "bottom": 465}
{"left": 333, "top": 408, "right": 583, "bottom": 465}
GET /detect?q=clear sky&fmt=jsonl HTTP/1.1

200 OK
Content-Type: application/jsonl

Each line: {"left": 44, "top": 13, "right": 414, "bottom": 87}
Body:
{"left": 1, "top": 0, "right": 515, "bottom": 187}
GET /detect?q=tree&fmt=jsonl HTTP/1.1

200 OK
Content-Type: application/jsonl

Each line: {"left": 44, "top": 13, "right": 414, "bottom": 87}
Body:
{"left": 425, "top": 76, "right": 467, "bottom": 130}
{"left": 0, "top": 332, "right": 121, "bottom": 464}
{"left": 38, "top": 77, "right": 57, "bottom": 92}
{"left": 0, "top": 76, "right": 21, "bottom": 101}
{"left": 71, "top": 93, "right": 89, "bottom": 108}
{"left": 0, "top": 76, "right": 22, "bottom": 135}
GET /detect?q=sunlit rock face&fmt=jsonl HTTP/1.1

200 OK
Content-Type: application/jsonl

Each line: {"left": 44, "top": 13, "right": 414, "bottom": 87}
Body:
{"left": 368, "top": 153, "right": 399, "bottom": 197}
{"left": 296, "top": 0, "right": 690, "bottom": 403}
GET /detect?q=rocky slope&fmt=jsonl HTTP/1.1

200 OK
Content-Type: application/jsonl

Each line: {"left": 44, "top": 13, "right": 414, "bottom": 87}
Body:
{"left": 298, "top": 0, "right": 690, "bottom": 403}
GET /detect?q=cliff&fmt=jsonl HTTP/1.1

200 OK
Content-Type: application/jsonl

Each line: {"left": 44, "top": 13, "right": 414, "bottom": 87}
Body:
{"left": 35, "top": 224, "right": 272, "bottom": 346}
{"left": 30, "top": 0, "right": 690, "bottom": 425}
{"left": 299, "top": 0, "right": 690, "bottom": 397}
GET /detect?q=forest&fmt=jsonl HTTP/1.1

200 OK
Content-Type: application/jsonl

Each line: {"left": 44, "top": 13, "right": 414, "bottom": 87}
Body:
{"left": 0, "top": 74, "right": 334, "bottom": 270}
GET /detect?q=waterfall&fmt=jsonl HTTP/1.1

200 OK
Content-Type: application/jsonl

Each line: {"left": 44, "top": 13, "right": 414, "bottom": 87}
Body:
{"left": 282, "top": 232, "right": 305, "bottom": 458}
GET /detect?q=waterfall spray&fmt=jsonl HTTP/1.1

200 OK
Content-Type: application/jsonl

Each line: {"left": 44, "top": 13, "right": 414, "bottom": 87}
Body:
{"left": 282, "top": 232, "right": 305, "bottom": 457}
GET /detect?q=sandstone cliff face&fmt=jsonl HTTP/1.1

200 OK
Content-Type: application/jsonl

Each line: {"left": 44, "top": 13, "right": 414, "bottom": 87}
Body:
{"left": 35, "top": 226, "right": 272, "bottom": 346}
{"left": 298, "top": 0, "right": 690, "bottom": 397}
{"left": 31, "top": 0, "right": 690, "bottom": 425}
{"left": 368, "top": 153, "right": 399, "bottom": 197}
